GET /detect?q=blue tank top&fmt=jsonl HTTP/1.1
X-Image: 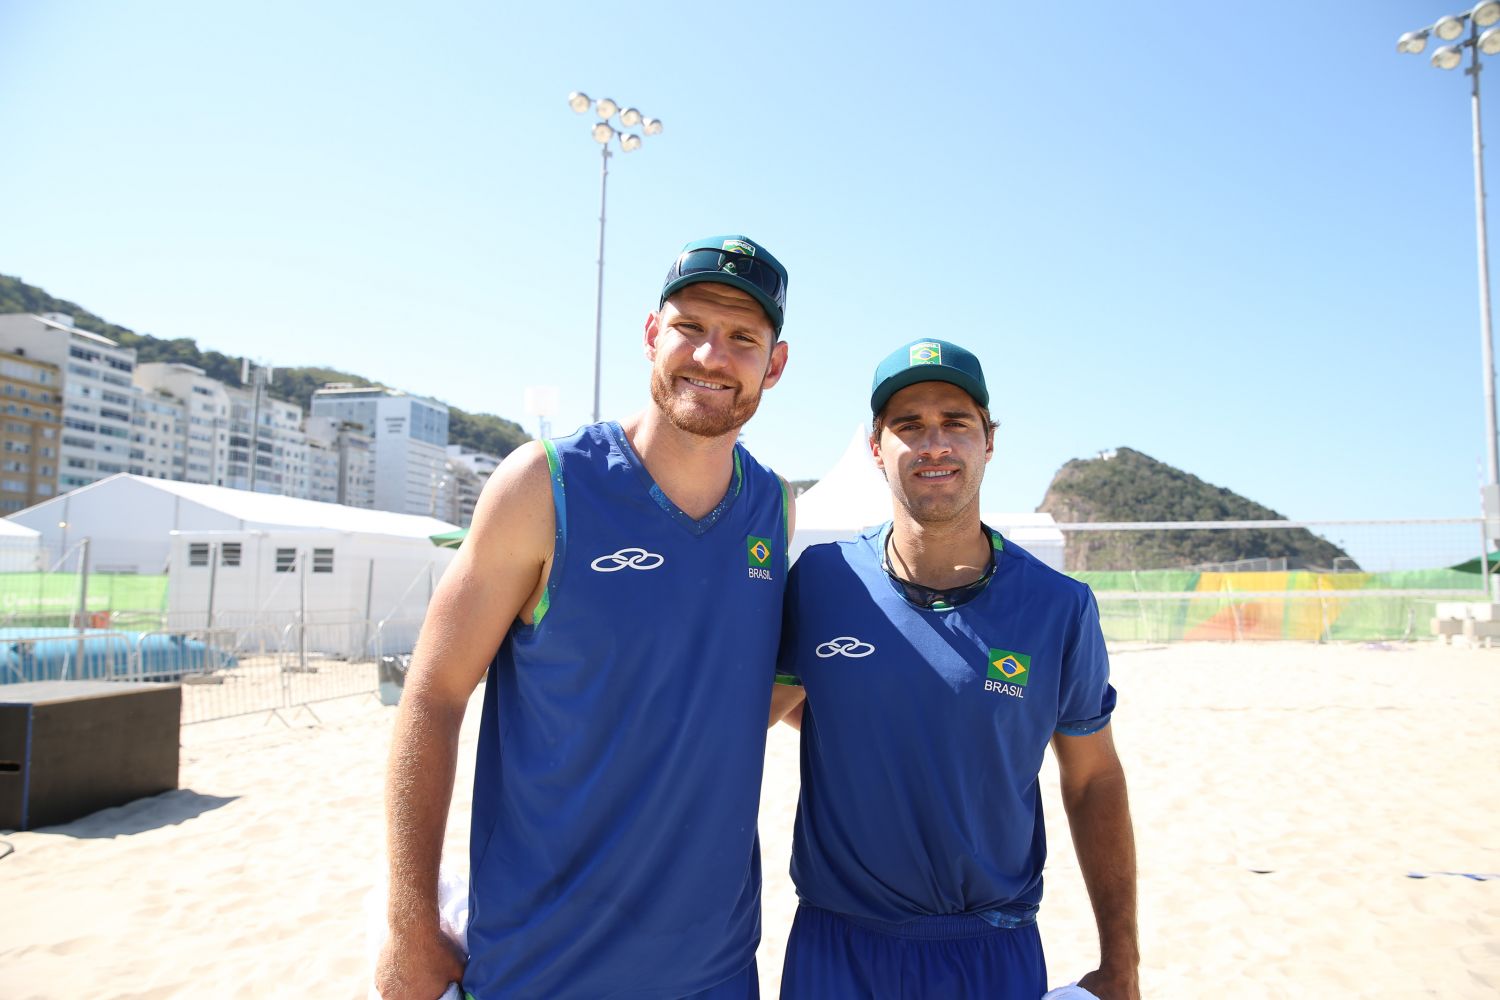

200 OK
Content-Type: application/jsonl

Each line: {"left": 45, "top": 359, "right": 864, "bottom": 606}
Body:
{"left": 779, "top": 524, "right": 1115, "bottom": 927}
{"left": 463, "top": 421, "right": 789, "bottom": 999}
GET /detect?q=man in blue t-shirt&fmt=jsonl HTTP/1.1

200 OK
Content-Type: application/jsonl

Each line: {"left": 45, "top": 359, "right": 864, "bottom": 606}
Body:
{"left": 378, "top": 236, "right": 796, "bottom": 1000}
{"left": 772, "top": 339, "right": 1139, "bottom": 999}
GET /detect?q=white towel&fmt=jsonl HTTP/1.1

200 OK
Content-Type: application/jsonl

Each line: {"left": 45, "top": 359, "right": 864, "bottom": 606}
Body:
{"left": 364, "top": 866, "right": 471, "bottom": 1000}
{"left": 1042, "top": 983, "right": 1101, "bottom": 999}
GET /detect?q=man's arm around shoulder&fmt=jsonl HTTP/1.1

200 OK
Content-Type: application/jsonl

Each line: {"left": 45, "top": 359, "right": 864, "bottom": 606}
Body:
{"left": 1052, "top": 724, "right": 1140, "bottom": 1000}
{"left": 376, "top": 442, "right": 555, "bottom": 1000}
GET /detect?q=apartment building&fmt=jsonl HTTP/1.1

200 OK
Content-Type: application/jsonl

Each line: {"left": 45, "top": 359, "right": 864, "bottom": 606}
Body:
{"left": 309, "top": 385, "right": 449, "bottom": 516}
{"left": 132, "top": 362, "right": 230, "bottom": 485}
{"left": 0, "top": 350, "right": 62, "bottom": 512}
{"left": 222, "top": 382, "right": 308, "bottom": 496}
{"left": 305, "top": 415, "right": 375, "bottom": 508}
{"left": 128, "top": 389, "right": 186, "bottom": 480}
{"left": 444, "top": 444, "right": 502, "bottom": 528}
{"left": 0, "top": 313, "right": 138, "bottom": 491}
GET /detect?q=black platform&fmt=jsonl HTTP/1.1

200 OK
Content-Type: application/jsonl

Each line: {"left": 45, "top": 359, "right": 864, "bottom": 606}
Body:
{"left": 0, "top": 680, "right": 181, "bottom": 831}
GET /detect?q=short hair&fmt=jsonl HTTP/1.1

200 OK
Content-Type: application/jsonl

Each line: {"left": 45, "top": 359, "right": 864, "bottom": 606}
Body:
{"left": 871, "top": 400, "right": 995, "bottom": 440}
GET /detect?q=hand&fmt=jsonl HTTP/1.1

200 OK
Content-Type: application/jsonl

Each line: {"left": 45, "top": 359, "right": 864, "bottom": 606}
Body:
{"left": 1077, "top": 966, "right": 1140, "bottom": 1000}
{"left": 375, "top": 923, "right": 466, "bottom": 1000}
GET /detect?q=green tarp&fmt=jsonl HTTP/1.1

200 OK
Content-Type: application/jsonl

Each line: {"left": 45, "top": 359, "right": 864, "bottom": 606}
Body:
{"left": 430, "top": 529, "right": 466, "bottom": 549}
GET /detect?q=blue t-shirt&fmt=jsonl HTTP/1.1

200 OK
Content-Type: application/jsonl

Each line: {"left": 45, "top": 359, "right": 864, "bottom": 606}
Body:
{"left": 463, "top": 422, "right": 789, "bottom": 999}
{"left": 780, "top": 524, "right": 1115, "bottom": 927}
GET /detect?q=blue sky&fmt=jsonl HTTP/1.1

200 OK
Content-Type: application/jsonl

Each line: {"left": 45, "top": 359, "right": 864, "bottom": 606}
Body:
{"left": 0, "top": 1, "right": 1490, "bottom": 532}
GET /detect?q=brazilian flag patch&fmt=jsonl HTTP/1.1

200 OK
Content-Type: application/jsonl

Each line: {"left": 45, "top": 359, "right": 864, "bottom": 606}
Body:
{"left": 987, "top": 649, "right": 1030, "bottom": 686}
{"left": 747, "top": 535, "right": 773, "bottom": 568}
{"left": 909, "top": 341, "right": 942, "bottom": 365}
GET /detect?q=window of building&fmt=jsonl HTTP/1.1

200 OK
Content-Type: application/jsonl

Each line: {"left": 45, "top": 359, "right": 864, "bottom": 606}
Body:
{"left": 275, "top": 548, "right": 297, "bottom": 573}
{"left": 189, "top": 543, "right": 209, "bottom": 567}
{"left": 313, "top": 548, "right": 334, "bottom": 573}
{"left": 221, "top": 543, "right": 241, "bottom": 567}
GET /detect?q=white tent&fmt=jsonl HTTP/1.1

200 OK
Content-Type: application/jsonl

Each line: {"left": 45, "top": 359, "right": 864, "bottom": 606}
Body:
{"left": 791, "top": 425, "right": 893, "bottom": 558}
{"left": 0, "top": 517, "right": 42, "bottom": 572}
{"left": 791, "top": 425, "right": 1065, "bottom": 570}
{"left": 11, "top": 474, "right": 457, "bottom": 574}
{"left": 165, "top": 527, "right": 453, "bottom": 655}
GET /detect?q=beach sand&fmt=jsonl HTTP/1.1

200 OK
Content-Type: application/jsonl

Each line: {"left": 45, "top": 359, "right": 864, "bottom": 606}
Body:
{"left": 2, "top": 641, "right": 1497, "bottom": 999}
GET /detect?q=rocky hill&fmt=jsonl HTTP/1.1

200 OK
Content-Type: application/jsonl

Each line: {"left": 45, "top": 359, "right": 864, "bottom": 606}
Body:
{"left": 1037, "top": 447, "right": 1353, "bottom": 571}
{"left": 0, "top": 273, "right": 530, "bottom": 458}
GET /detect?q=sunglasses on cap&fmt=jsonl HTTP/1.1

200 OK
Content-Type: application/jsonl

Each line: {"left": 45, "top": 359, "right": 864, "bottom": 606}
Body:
{"left": 670, "top": 248, "right": 786, "bottom": 308}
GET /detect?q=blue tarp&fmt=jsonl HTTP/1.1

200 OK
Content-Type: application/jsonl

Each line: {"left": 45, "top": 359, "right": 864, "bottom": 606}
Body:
{"left": 0, "top": 628, "right": 236, "bottom": 685}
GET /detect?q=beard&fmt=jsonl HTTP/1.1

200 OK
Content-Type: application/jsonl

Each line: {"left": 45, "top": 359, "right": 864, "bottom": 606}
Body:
{"left": 887, "top": 461, "right": 983, "bottom": 526}
{"left": 650, "top": 363, "right": 766, "bottom": 439}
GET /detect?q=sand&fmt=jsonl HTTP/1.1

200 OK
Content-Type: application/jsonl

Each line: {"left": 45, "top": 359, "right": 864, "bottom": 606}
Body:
{"left": 2, "top": 641, "right": 1497, "bottom": 999}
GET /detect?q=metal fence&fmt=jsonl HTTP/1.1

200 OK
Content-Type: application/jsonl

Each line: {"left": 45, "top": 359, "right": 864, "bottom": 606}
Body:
{"left": 0, "top": 614, "right": 429, "bottom": 724}
{"left": 1055, "top": 518, "right": 1491, "bottom": 643}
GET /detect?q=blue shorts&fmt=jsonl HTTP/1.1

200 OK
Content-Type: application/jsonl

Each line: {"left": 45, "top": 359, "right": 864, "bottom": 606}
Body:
{"left": 779, "top": 905, "right": 1045, "bottom": 1000}
{"left": 464, "top": 959, "right": 756, "bottom": 1000}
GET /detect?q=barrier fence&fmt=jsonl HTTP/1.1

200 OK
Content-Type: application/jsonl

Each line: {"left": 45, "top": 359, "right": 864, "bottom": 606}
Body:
{"left": 1056, "top": 518, "right": 1491, "bottom": 642}
{"left": 0, "top": 615, "right": 428, "bottom": 724}
{"left": 0, "top": 518, "right": 1486, "bottom": 724}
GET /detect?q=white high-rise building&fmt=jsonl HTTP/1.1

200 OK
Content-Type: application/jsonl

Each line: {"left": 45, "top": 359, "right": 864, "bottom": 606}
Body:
{"left": 445, "top": 444, "right": 502, "bottom": 528}
{"left": 305, "top": 415, "right": 375, "bottom": 508}
{"left": 309, "top": 385, "right": 449, "bottom": 516}
{"left": 132, "top": 362, "right": 230, "bottom": 485}
{"left": 129, "top": 389, "right": 187, "bottom": 480}
{"left": 222, "top": 381, "right": 308, "bottom": 496}
{"left": 0, "top": 313, "right": 138, "bottom": 491}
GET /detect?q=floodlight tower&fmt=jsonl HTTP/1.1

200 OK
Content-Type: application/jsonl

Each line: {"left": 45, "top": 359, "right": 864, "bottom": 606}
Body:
{"left": 1400, "top": 4, "right": 1500, "bottom": 555}
{"left": 567, "top": 92, "right": 665, "bottom": 423}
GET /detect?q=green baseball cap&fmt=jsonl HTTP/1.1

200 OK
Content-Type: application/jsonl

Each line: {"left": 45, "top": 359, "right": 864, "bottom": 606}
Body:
{"left": 870, "top": 339, "right": 989, "bottom": 415}
{"left": 659, "top": 235, "right": 788, "bottom": 333}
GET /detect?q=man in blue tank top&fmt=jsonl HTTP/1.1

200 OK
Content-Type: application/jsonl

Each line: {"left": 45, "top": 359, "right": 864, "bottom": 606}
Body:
{"left": 377, "top": 236, "right": 795, "bottom": 1000}
{"left": 772, "top": 340, "right": 1140, "bottom": 999}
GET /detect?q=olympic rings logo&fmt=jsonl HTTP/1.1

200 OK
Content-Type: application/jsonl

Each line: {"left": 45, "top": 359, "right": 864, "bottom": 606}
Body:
{"left": 589, "top": 547, "right": 666, "bottom": 572}
{"left": 815, "top": 636, "right": 876, "bottom": 658}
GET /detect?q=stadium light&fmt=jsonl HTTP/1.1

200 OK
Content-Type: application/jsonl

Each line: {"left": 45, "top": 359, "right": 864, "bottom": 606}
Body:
{"left": 1399, "top": 8, "right": 1500, "bottom": 579}
{"left": 565, "top": 92, "right": 666, "bottom": 423}
{"left": 1398, "top": 30, "right": 1429, "bottom": 54}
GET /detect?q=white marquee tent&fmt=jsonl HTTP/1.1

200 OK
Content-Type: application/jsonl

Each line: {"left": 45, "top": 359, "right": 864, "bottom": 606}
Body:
{"left": 11, "top": 474, "right": 457, "bottom": 576}
{"left": 10, "top": 475, "right": 461, "bottom": 654}
{"left": 0, "top": 516, "right": 42, "bottom": 572}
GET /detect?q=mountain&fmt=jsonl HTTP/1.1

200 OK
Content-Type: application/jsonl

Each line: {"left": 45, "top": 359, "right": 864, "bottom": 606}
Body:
{"left": 0, "top": 273, "right": 529, "bottom": 458}
{"left": 1036, "top": 447, "right": 1354, "bottom": 571}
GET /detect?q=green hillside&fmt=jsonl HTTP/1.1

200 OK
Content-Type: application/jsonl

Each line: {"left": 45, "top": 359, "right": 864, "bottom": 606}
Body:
{"left": 0, "top": 273, "right": 529, "bottom": 458}
{"left": 1037, "top": 447, "right": 1353, "bottom": 571}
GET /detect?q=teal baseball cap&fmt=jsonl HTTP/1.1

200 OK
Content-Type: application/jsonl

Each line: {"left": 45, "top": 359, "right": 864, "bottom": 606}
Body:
{"left": 870, "top": 339, "right": 989, "bottom": 415}
{"left": 659, "top": 235, "right": 788, "bottom": 333}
